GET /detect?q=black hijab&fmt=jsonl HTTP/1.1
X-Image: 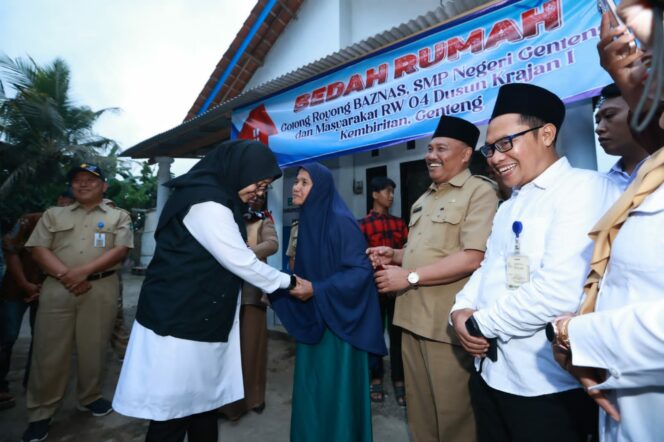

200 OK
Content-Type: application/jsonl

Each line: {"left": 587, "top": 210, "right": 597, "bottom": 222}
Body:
{"left": 156, "top": 139, "right": 282, "bottom": 238}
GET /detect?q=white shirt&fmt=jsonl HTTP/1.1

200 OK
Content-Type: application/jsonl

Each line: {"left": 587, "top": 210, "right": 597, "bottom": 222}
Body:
{"left": 451, "top": 157, "right": 621, "bottom": 396}
{"left": 569, "top": 183, "right": 664, "bottom": 442}
{"left": 113, "top": 202, "right": 291, "bottom": 420}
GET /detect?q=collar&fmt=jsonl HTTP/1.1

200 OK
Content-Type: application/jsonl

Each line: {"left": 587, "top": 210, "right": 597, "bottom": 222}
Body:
{"left": 526, "top": 157, "right": 570, "bottom": 191}
{"left": 70, "top": 200, "right": 108, "bottom": 212}
{"left": 428, "top": 169, "right": 472, "bottom": 192}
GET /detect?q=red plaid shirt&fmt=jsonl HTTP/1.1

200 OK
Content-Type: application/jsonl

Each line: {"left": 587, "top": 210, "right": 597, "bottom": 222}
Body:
{"left": 359, "top": 211, "right": 408, "bottom": 249}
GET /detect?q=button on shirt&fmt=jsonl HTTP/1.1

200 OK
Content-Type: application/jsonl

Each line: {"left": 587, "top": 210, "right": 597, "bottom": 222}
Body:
{"left": 25, "top": 201, "right": 134, "bottom": 269}
{"left": 396, "top": 169, "right": 499, "bottom": 344}
{"left": 452, "top": 158, "right": 621, "bottom": 396}
{"left": 569, "top": 182, "right": 664, "bottom": 441}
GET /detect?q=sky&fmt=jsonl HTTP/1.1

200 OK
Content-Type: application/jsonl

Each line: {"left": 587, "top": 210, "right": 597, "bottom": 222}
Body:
{"left": 0, "top": 0, "right": 255, "bottom": 176}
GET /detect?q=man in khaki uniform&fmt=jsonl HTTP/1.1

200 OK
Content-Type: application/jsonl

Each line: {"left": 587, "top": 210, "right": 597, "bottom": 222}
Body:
{"left": 369, "top": 115, "right": 498, "bottom": 442}
{"left": 22, "top": 163, "right": 133, "bottom": 442}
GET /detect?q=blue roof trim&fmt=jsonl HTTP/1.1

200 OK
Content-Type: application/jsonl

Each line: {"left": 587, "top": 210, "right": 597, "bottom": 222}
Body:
{"left": 198, "top": 0, "right": 278, "bottom": 115}
{"left": 238, "top": 0, "right": 516, "bottom": 111}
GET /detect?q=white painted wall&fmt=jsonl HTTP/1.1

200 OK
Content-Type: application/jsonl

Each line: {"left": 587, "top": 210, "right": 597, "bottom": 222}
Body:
{"left": 245, "top": 0, "right": 342, "bottom": 89}
{"left": 246, "top": 0, "right": 444, "bottom": 90}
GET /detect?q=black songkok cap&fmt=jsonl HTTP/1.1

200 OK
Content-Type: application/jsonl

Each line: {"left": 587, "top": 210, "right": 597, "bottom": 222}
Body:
{"left": 490, "top": 83, "right": 565, "bottom": 130}
{"left": 432, "top": 115, "right": 480, "bottom": 148}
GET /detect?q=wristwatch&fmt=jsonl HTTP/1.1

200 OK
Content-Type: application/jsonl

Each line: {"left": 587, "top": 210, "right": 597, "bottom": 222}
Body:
{"left": 288, "top": 274, "right": 297, "bottom": 290}
{"left": 546, "top": 317, "right": 571, "bottom": 349}
{"left": 407, "top": 271, "right": 420, "bottom": 287}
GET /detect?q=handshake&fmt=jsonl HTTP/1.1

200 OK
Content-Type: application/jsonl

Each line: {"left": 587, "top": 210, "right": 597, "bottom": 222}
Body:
{"left": 288, "top": 274, "right": 314, "bottom": 301}
{"left": 365, "top": 246, "right": 410, "bottom": 294}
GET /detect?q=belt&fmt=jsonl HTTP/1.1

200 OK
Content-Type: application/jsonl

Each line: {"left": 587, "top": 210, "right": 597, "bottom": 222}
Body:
{"left": 87, "top": 270, "right": 116, "bottom": 281}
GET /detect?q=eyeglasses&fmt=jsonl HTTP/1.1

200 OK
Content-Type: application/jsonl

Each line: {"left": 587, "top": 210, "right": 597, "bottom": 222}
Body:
{"left": 479, "top": 126, "right": 543, "bottom": 158}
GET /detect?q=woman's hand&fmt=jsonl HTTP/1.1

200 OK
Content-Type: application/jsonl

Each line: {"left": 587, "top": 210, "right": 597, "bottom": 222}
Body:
{"left": 290, "top": 275, "right": 314, "bottom": 301}
{"left": 366, "top": 246, "right": 394, "bottom": 269}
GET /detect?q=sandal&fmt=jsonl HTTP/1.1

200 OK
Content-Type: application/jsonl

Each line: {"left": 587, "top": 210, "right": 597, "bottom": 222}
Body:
{"left": 370, "top": 382, "right": 385, "bottom": 403}
{"left": 394, "top": 384, "right": 406, "bottom": 407}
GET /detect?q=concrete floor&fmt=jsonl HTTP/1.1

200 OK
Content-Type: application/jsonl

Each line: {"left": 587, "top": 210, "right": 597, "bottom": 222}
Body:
{"left": 0, "top": 272, "right": 410, "bottom": 441}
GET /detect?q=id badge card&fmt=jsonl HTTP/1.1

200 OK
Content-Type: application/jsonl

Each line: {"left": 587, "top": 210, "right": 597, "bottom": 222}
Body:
{"left": 506, "top": 220, "right": 529, "bottom": 289}
{"left": 506, "top": 254, "right": 530, "bottom": 289}
{"left": 94, "top": 232, "right": 106, "bottom": 248}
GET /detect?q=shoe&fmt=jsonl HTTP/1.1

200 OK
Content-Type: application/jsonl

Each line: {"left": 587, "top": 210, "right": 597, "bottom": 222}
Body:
{"left": 394, "top": 384, "right": 407, "bottom": 407}
{"left": 77, "top": 398, "right": 113, "bottom": 417}
{"left": 369, "top": 381, "right": 384, "bottom": 403}
{"left": 252, "top": 403, "right": 266, "bottom": 414}
{"left": 22, "top": 419, "right": 49, "bottom": 442}
{"left": 0, "top": 391, "right": 16, "bottom": 410}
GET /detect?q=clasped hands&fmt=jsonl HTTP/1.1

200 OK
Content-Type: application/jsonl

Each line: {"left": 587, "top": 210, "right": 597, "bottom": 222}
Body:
{"left": 365, "top": 246, "right": 409, "bottom": 293}
{"left": 289, "top": 275, "right": 313, "bottom": 301}
{"left": 56, "top": 267, "right": 92, "bottom": 296}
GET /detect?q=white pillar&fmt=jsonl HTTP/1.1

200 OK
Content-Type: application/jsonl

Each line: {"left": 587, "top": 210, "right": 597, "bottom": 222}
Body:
{"left": 155, "top": 156, "right": 174, "bottom": 219}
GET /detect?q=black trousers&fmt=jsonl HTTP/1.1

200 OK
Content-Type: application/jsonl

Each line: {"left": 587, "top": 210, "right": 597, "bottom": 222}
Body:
{"left": 145, "top": 411, "right": 218, "bottom": 442}
{"left": 369, "top": 295, "right": 404, "bottom": 383}
{"left": 469, "top": 371, "right": 598, "bottom": 442}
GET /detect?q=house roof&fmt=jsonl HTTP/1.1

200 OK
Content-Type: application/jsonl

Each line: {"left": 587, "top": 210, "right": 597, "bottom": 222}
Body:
{"left": 121, "top": 0, "right": 491, "bottom": 159}
{"left": 184, "top": 0, "right": 304, "bottom": 121}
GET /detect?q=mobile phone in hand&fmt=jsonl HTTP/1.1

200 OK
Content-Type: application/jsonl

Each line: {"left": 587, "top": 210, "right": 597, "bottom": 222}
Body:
{"left": 465, "top": 316, "right": 498, "bottom": 362}
{"left": 597, "top": 0, "right": 637, "bottom": 53}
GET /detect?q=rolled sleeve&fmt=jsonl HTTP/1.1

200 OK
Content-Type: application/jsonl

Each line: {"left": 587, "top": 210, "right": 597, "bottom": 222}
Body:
{"left": 24, "top": 209, "right": 55, "bottom": 249}
{"left": 460, "top": 184, "right": 498, "bottom": 252}
{"left": 114, "top": 211, "right": 134, "bottom": 248}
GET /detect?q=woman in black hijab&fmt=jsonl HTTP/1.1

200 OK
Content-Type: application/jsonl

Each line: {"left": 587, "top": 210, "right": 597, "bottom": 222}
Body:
{"left": 113, "top": 140, "right": 295, "bottom": 442}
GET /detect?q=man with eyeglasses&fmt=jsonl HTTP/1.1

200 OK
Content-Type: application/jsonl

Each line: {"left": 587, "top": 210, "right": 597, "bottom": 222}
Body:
{"left": 449, "top": 83, "right": 621, "bottom": 441}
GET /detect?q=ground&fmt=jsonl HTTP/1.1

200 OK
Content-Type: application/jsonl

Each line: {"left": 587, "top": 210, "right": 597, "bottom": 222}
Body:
{"left": 0, "top": 272, "right": 410, "bottom": 441}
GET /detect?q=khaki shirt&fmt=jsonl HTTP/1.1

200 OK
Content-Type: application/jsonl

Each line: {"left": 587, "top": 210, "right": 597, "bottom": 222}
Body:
{"left": 25, "top": 200, "right": 134, "bottom": 270}
{"left": 395, "top": 169, "right": 498, "bottom": 344}
{"left": 285, "top": 222, "right": 298, "bottom": 258}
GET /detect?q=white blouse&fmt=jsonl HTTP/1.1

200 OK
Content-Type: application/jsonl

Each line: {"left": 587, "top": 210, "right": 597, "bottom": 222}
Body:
{"left": 113, "top": 202, "right": 291, "bottom": 420}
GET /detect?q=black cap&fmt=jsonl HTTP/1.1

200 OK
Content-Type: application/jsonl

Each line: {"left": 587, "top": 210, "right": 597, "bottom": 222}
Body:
{"left": 67, "top": 163, "right": 105, "bottom": 182}
{"left": 490, "top": 83, "right": 565, "bottom": 130}
{"left": 432, "top": 115, "right": 480, "bottom": 148}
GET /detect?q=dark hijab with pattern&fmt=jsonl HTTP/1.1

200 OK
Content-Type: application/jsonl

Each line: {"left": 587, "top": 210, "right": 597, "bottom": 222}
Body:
{"left": 156, "top": 139, "right": 282, "bottom": 238}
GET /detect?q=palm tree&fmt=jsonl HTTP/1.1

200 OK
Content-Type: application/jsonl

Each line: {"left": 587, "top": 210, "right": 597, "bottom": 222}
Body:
{"left": 0, "top": 55, "right": 117, "bottom": 198}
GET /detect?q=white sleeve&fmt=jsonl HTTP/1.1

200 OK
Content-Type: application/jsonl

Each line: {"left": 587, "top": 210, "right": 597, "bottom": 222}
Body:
{"left": 449, "top": 256, "right": 485, "bottom": 324}
{"left": 183, "top": 201, "right": 291, "bottom": 293}
{"left": 569, "top": 300, "right": 664, "bottom": 390}
{"left": 474, "top": 178, "right": 621, "bottom": 341}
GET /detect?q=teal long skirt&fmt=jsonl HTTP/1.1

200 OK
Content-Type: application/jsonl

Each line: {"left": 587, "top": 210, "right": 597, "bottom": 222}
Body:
{"left": 291, "top": 329, "right": 372, "bottom": 442}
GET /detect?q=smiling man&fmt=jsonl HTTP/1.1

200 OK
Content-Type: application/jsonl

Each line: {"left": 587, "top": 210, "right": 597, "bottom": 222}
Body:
{"left": 367, "top": 115, "right": 499, "bottom": 442}
{"left": 449, "top": 83, "right": 622, "bottom": 442}
{"left": 22, "top": 163, "right": 133, "bottom": 442}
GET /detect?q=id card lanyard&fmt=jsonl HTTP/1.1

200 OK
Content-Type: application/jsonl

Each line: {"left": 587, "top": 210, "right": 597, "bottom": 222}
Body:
{"left": 94, "top": 221, "right": 106, "bottom": 248}
{"left": 505, "top": 221, "right": 529, "bottom": 289}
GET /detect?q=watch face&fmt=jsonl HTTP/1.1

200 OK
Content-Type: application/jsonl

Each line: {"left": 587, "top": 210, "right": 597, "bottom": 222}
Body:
{"left": 408, "top": 272, "right": 419, "bottom": 285}
{"left": 545, "top": 322, "right": 556, "bottom": 342}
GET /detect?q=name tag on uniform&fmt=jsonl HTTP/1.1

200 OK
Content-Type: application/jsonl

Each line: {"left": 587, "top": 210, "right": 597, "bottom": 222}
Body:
{"left": 94, "top": 232, "right": 106, "bottom": 248}
{"left": 505, "top": 221, "right": 529, "bottom": 289}
{"left": 506, "top": 255, "right": 530, "bottom": 289}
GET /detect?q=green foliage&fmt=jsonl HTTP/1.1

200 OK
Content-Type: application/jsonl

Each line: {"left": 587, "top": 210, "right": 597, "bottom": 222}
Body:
{"left": 0, "top": 55, "right": 156, "bottom": 231}
{"left": 106, "top": 161, "right": 158, "bottom": 230}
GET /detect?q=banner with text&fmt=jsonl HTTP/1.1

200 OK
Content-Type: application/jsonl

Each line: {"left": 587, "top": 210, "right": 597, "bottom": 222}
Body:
{"left": 232, "top": 0, "right": 611, "bottom": 166}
